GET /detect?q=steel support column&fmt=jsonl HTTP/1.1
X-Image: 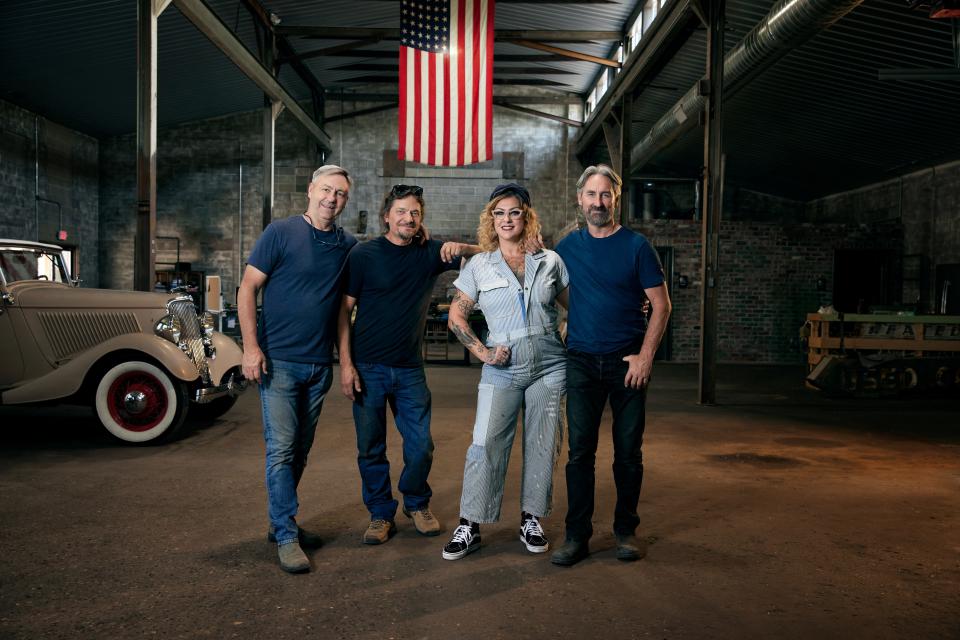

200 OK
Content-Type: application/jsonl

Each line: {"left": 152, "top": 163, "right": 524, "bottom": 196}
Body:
{"left": 698, "top": 0, "right": 725, "bottom": 405}
{"left": 262, "top": 100, "right": 282, "bottom": 230}
{"left": 620, "top": 93, "right": 632, "bottom": 223}
{"left": 135, "top": 0, "right": 168, "bottom": 292}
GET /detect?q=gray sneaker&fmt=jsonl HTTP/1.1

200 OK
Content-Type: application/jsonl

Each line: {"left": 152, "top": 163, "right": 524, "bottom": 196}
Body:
{"left": 363, "top": 519, "right": 397, "bottom": 545}
{"left": 277, "top": 542, "right": 310, "bottom": 573}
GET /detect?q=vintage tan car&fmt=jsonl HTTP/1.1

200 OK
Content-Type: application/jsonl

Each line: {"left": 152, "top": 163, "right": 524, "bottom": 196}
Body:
{"left": 0, "top": 239, "right": 246, "bottom": 444}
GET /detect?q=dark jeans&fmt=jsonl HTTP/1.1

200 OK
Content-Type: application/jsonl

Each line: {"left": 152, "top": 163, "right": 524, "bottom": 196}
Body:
{"left": 352, "top": 363, "right": 434, "bottom": 521}
{"left": 564, "top": 345, "right": 647, "bottom": 542}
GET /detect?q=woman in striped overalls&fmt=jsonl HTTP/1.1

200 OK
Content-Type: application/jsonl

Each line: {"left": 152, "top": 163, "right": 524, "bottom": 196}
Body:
{"left": 442, "top": 183, "right": 569, "bottom": 560}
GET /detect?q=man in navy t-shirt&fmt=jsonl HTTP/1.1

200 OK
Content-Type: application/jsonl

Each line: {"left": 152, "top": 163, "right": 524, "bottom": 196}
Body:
{"left": 551, "top": 164, "right": 672, "bottom": 567}
{"left": 338, "top": 185, "right": 480, "bottom": 545}
{"left": 238, "top": 165, "right": 358, "bottom": 574}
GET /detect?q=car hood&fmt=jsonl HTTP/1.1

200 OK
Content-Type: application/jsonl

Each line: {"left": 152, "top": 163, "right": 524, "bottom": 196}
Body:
{"left": 8, "top": 281, "right": 178, "bottom": 309}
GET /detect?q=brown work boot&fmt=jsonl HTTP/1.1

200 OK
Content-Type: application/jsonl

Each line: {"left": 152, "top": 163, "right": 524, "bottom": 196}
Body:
{"left": 362, "top": 519, "right": 397, "bottom": 545}
{"left": 277, "top": 542, "right": 310, "bottom": 573}
{"left": 403, "top": 506, "right": 442, "bottom": 536}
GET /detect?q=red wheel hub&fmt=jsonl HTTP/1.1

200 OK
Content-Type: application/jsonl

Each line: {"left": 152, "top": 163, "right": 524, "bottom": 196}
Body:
{"left": 107, "top": 371, "right": 168, "bottom": 432}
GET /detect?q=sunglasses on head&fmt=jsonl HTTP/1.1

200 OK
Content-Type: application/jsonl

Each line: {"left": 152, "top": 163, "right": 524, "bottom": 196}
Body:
{"left": 390, "top": 184, "right": 423, "bottom": 198}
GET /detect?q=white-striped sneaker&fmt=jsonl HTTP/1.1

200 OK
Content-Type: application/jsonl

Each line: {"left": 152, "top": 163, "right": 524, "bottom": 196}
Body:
{"left": 442, "top": 522, "right": 481, "bottom": 560}
{"left": 520, "top": 515, "right": 549, "bottom": 553}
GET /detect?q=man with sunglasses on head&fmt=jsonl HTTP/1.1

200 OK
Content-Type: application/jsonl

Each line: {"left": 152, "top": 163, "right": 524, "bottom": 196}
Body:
{"left": 550, "top": 164, "right": 672, "bottom": 567}
{"left": 337, "top": 184, "right": 480, "bottom": 545}
{"left": 239, "top": 164, "right": 357, "bottom": 574}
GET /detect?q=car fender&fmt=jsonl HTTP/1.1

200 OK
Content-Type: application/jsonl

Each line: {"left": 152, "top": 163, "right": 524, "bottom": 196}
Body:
{"left": 207, "top": 332, "right": 243, "bottom": 386}
{"left": 2, "top": 333, "right": 199, "bottom": 405}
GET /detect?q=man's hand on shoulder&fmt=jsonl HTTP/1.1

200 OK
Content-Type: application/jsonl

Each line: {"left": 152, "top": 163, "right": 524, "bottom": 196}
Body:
{"left": 440, "top": 242, "right": 481, "bottom": 262}
{"left": 525, "top": 232, "right": 546, "bottom": 254}
{"left": 622, "top": 353, "right": 653, "bottom": 389}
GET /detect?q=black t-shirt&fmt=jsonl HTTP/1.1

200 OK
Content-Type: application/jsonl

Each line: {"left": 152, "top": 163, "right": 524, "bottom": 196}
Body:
{"left": 345, "top": 236, "right": 460, "bottom": 366}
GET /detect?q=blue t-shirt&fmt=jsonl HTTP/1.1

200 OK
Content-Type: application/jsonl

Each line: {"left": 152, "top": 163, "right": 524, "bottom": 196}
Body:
{"left": 556, "top": 226, "right": 664, "bottom": 355}
{"left": 247, "top": 215, "right": 357, "bottom": 364}
{"left": 345, "top": 236, "right": 460, "bottom": 367}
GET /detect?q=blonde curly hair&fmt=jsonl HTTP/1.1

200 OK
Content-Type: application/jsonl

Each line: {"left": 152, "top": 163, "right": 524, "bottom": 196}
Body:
{"left": 476, "top": 195, "right": 542, "bottom": 253}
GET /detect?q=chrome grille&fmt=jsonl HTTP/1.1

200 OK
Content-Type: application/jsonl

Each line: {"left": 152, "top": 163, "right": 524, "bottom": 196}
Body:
{"left": 169, "top": 298, "right": 210, "bottom": 383}
{"left": 39, "top": 312, "right": 140, "bottom": 361}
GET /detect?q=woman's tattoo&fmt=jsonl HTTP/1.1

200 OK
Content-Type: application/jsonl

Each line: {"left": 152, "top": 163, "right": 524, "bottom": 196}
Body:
{"left": 450, "top": 291, "right": 482, "bottom": 351}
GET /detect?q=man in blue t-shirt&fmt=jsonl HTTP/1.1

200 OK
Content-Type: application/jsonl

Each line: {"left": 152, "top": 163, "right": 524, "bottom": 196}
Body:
{"left": 551, "top": 164, "right": 672, "bottom": 567}
{"left": 238, "top": 165, "right": 358, "bottom": 574}
{"left": 338, "top": 185, "right": 480, "bottom": 545}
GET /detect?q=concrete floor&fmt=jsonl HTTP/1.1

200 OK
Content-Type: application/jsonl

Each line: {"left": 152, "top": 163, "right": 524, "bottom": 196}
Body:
{"left": 1, "top": 364, "right": 958, "bottom": 639}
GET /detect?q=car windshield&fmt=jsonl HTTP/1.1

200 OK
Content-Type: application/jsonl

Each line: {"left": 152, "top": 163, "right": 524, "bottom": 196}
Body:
{"left": 0, "top": 247, "right": 69, "bottom": 285}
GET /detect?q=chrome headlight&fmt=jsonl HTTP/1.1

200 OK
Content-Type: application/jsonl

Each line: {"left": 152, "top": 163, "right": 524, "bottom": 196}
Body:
{"left": 155, "top": 314, "right": 182, "bottom": 344}
{"left": 200, "top": 311, "right": 216, "bottom": 338}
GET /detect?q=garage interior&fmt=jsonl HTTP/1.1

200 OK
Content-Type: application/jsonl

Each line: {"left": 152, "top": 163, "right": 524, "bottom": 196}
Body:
{"left": 1, "top": 0, "right": 958, "bottom": 638}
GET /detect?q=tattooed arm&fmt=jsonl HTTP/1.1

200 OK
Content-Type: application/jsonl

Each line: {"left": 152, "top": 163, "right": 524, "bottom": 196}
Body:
{"left": 448, "top": 289, "right": 510, "bottom": 366}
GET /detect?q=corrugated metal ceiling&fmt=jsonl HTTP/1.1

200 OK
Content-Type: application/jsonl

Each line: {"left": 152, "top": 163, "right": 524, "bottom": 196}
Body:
{"left": 1, "top": 0, "right": 959, "bottom": 200}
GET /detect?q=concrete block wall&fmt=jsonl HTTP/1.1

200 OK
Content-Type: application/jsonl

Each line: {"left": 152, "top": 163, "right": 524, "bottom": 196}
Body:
{"left": 99, "top": 110, "right": 318, "bottom": 297}
{"left": 0, "top": 99, "right": 100, "bottom": 286}
{"left": 633, "top": 219, "right": 902, "bottom": 363}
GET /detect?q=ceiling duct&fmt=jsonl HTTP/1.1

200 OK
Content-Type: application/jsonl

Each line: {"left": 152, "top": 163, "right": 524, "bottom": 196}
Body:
{"left": 630, "top": 0, "right": 867, "bottom": 172}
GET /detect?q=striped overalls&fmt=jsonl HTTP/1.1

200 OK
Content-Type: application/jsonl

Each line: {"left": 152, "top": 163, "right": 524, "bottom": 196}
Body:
{"left": 452, "top": 249, "right": 569, "bottom": 523}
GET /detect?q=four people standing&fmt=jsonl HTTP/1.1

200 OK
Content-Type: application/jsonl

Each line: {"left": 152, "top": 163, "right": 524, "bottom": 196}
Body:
{"left": 242, "top": 163, "right": 669, "bottom": 571}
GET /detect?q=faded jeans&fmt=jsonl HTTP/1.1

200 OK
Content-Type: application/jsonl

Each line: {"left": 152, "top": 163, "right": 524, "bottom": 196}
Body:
{"left": 260, "top": 359, "right": 332, "bottom": 546}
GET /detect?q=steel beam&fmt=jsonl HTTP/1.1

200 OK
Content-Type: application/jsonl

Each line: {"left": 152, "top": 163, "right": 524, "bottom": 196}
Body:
{"left": 493, "top": 101, "right": 582, "bottom": 127}
{"left": 574, "top": 0, "right": 697, "bottom": 157}
{"left": 513, "top": 40, "right": 620, "bottom": 67}
{"left": 135, "top": 0, "right": 165, "bottom": 292}
{"left": 326, "top": 103, "right": 398, "bottom": 124}
{"left": 276, "top": 26, "right": 620, "bottom": 42}
{"left": 171, "top": 0, "right": 331, "bottom": 153}
{"left": 698, "top": 0, "right": 725, "bottom": 406}
{"left": 329, "top": 92, "right": 581, "bottom": 104}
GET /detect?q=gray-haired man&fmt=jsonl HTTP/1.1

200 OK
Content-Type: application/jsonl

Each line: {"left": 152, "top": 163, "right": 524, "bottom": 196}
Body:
{"left": 238, "top": 165, "right": 358, "bottom": 573}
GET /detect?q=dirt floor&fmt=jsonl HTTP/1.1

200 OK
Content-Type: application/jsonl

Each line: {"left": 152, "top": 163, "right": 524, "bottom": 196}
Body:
{"left": 1, "top": 363, "right": 958, "bottom": 639}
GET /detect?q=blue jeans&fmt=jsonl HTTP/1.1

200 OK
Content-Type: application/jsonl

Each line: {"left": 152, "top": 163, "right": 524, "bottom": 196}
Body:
{"left": 564, "top": 343, "right": 647, "bottom": 542}
{"left": 260, "top": 359, "right": 333, "bottom": 546}
{"left": 352, "top": 363, "right": 434, "bottom": 521}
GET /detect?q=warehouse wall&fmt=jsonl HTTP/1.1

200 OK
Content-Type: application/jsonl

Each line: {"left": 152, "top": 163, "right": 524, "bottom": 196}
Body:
{"left": 98, "top": 91, "right": 582, "bottom": 302}
{"left": 632, "top": 219, "right": 903, "bottom": 364}
{"left": 0, "top": 99, "right": 100, "bottom": 286}
{"left": 806, "top": 159, "right": 960, "bottom": 311}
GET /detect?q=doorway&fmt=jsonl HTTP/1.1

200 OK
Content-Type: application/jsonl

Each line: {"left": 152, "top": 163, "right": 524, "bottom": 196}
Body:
{"left": 832, "top": 249, "right": 896, "bottom": 313}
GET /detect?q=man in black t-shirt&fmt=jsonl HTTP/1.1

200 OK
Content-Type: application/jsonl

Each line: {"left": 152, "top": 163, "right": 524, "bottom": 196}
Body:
{"left": 338, "top": 185, "right": 480, "bottom": 545}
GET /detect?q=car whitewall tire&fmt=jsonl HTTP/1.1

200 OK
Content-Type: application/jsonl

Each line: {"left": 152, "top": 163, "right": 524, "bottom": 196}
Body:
{"left": 95, "top": 360, "right": 188, "bottom": 444}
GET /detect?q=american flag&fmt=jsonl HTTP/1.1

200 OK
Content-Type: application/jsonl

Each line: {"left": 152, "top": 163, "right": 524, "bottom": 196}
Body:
{"left": 399, "top": 0, "right": 494, "bottom": 166}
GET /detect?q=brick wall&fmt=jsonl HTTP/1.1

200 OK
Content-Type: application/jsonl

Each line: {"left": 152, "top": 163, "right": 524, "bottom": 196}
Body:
{"left": 632, "top": 219, "right": 903, "bottom": 364}
{"left": 0, "top": 99, "right": 100, "bottom": 286}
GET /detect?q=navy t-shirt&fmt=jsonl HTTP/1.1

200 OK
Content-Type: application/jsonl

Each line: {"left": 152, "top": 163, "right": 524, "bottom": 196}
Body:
{"left": 345, "top": 236, "right": 460, "bottom": 366}
{"left": 247, "top": 215, "right": 357, "bottom": 364}
{"left": 556, "top": 226, "right": 664, "bottom": 355}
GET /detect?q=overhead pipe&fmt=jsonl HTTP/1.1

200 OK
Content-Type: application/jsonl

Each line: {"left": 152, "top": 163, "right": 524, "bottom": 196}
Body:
{"left": 631, "top": 0, "right": 866, "bottom": 171}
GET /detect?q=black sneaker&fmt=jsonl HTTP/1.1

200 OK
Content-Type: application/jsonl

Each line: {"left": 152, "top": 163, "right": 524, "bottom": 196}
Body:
{"left": 442, "top": 522, "right": 481, "bottom": 560}
{"left": 520, "top": 514, "right": 549, "bottom": 553}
